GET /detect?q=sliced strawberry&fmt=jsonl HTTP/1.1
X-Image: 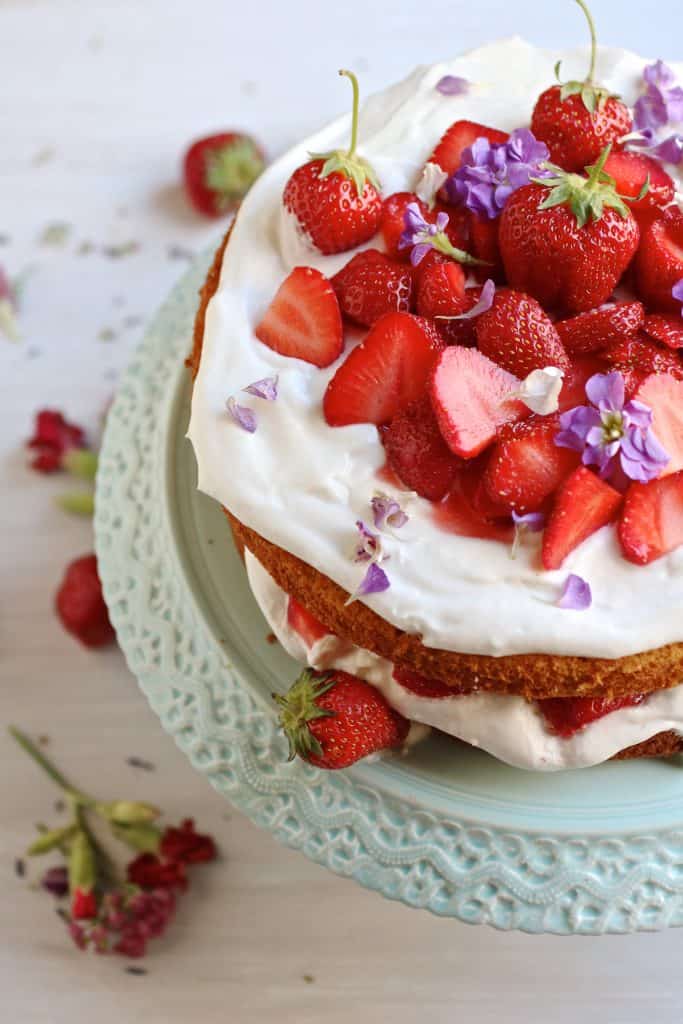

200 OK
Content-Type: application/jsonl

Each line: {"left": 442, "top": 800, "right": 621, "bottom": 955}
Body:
{"left": 331, "top": 249, "right": 413, "bottom": 328}
{"left": 430, "top": 347, "right": 526, "bottom": 459}
{"left": 380, "top": 192, "right": 428, "bottom": 261}
{"left": 642, "top": 314, "right": 683, "bottom": 350}
{"left": 555, "top": 302, "right": 645, "bottom": 355}
{"left": 602, "top": 333, "right": 683, "bottom": 396}
{"left": 429, "top": 120, "right": 508, "bottom": 177}
{"left": 287, "top": 596, "right": 329, "bottom": 647}
{"left": 538, "top": 694, "right": 646, "bottom": 738}
{"left": 482, "top": 414, "right": 580, "bottom": 514}
{"left": 255, "top": 266, "right": 343, "bottom": 368}
{"left": 542, "top": 467, "right": 622, "bottom": 570}
{"left": 619, "top": 472, "right": 683, "bottom": 564}
{"left": 435, "top": 201, "right": 471, "bottom": 251}
{"left": 382, "top": 394, "right": 461, "bottom": 501}
{"left": 475, "top": 289, "right": 570, "bottom": 379}
{"left": 323, "top": 312, "right": 443, "bottom": 427}
{"left": 459, "top": 458, "right": 514, "bottom": 522}
{"left": 432, "top": 483, "right": 514, "bottom": 543}
{"left": 634, "top": 373, "right": 683, "bottom": 478}
{"left": 393, "top": 666, "right": 467, "bottom": 698}
{"left": 603, "top": 151, "right": 675, "bottom": 224}
{"left": 558, "top": 355, "right": 606, "bottom": 412}
{"left": 635, "top": 208, "right": 683, "bottom": 312}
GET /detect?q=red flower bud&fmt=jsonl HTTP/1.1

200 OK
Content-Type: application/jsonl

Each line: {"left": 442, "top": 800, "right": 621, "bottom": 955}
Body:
{"left": 71, "top": 886, "right": 98, "bottom": 920}
{"left": 27, "top": 409, "right": 87, "bottom": 473}
{"left": 126, "top": 852, "right": 188, "bottom": 891}
{"left": 160, "top": 819, "right": 217, "bottom": 865}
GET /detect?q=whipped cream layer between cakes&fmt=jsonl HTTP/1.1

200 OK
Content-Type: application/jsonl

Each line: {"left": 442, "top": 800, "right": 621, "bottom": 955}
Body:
{"left": 245, "top": 551, "right": 683, "bottom": 771}
{"left": 188, "top": 38, "right": 683, "bottom": 661}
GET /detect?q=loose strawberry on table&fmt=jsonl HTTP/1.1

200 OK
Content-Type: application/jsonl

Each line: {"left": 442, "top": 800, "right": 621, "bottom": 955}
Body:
{"left": 183, "top": 132, "right": 265, "bottom": 217}
{"left": 382, "top": 394, "right": 461, "bottom": 501}
{"left": 56, "top": 554, "right": 116, "bottom": 649}
{"left": 283, "top": 71, "right": 382, "bottom": 254}
{"left": 273, "top": 669, "right": 409, "bottom": 769}
{"left": 331, "top": 249, "right": 413, "bottom": 327}
{"left": 323, "top": 312, "right": 443, "bottom": 426}
{"left": 530, "top": 0, "right": 632, "bottom": 172}
{"left": 634, "top": 208, "right": 683, "bottom": 312}
{"left": 619, "top": 472, "right": 683, "bottom": 565}
{"left": 499, "top": 146, "right": 641, "bottom": 314}
{"left": 542, "top": 466, "right": 622, "bottom": 570}
{"left": 255, "top": 266, "right": 343, "bottom": 367}
{"left": 475, "top": 289, "right": 570, "bottom": 378}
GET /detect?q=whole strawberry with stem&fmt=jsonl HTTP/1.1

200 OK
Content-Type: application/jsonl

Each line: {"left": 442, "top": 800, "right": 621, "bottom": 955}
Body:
{"left": 499, "top": 145, "right": 642, "bottom": 313}
{"left": 183, "top": 133, "right": 265, "bottom": 217}
{"left": 530, "top": 0, "right": 632, "bottom": 172}
{"left": 283, "top": 70, "right": 382, "bottom": 254}
{"left": 273, "top": 670, "right": 409, "bottom": 769}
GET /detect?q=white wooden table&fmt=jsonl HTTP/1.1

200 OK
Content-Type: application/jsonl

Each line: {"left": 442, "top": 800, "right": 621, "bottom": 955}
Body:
{"left": 2, "top": 1, "right": 683, "bottom": 1020}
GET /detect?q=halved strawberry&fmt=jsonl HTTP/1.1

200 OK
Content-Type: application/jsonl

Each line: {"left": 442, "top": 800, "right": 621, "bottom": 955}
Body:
{"left": 482, "top": 414, "right": 580, "bottom": 514}
{"left": 602, "top": 333, "right": 683, "bottom": 396}
{"left": 381, "top": 192, "right": 428, "bottom": 261}
{"left": 542, "top": 466, "right": 622, "bottom": 570}
{"left": 642, "top": 314, "right": 683, "bottom": 350}
{"left": 634, "top": 373, "right": 683, "bottom": 478}
{"left": 635, "top": 208, "right": 683, "bottom": 312}
{"left": 255, "top": 266, "right": 343, "bottom": 368}
{"left": 323, "top": 312, "right": 442, "bottom": 427}
{"left": 331, "top": 249, "right": 413, "bottom": 327}
{"left": 393, "top": 666, "right": 465, "bottom": 698}
{"left": 603, "top": 151, "right": 675, "bottom": 224}
{"left": 618, "top": 471, "right": 683, "bottom": 564}
{"left": 382, "top": 394, "right": 461, "bottom": 501}
{"left": 538, "top": 694, "right": 646, "bottom": 738}
{"left": 287, "top": 597, "right": 329, "bottom": 647}
{"left": 475, "top": 289, "right": 570, "bottom": 379}
{"left": 555, "top": 302, "right": 645, "bottom": 355}
{"left": 428, "top": 120, "right": 508, "bottom": 177}
{"left": 429, "top": 347, "right": 526, "bottom": 459}
{"left": 459, "top": 457, "right": 514, "bottom": 522}
{"left": 432, "top": 483, "right": 514, "bottom": 543}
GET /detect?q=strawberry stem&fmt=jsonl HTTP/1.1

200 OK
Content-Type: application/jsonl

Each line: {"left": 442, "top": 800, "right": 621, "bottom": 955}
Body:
{"left": 339, "top": 69, "right": 360, "bottom": 158}
{"left": 575, "top": 0, "right": 598, "bottom": 84}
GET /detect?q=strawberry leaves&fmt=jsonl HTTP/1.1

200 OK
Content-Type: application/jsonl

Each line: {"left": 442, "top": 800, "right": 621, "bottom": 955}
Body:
{"left": 535, "top": 145, "right": 648, "bottom": 228}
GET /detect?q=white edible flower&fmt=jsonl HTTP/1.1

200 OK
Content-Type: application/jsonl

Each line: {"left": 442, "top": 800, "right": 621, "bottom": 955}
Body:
{"left": 415, "top": 162, "right": 448, "bottom": 209}
{"left": 513, "top": 366, "right": 564, "bottom": 415}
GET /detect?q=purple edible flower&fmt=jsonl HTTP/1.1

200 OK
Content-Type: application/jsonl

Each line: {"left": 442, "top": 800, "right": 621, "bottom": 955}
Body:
{"left": 629, "top": 60, "right": 683, "bottom": 166}
{"left": 446, "top": 129, "right": 550, "bottom": 220}
{"left": 399, "top": 202, "right": 450, "bottom": 266}
{"left": 243, "top": 375, "right": 278, "bottom": 401}
{"left": 353, "top": 561, "right": 390, "bottom": 600}
{"left": 555, "top": 371, "right": 669, "bottom": 483}
{"left": 226, "top": 396, "right": 257, "bottom": 433}
{"left": 371, "top": 494, "right": 408, "bottom": 531}
{"left": 353, "top": 520, "right": 382, "bottom": 563}
{"left": 674, "top": 279, "right": 683, "bottom": 315}
{"left": 436, "top": 75, "right": 469, "bottom": 97}
{"left": 557, "top": 574, "right": 592, "bottom": 611}
{"left": 510, "top": 510, "right": 545, "bottom": 558}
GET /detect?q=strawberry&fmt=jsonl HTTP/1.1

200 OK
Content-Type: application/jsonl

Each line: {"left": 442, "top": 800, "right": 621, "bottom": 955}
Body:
{"left": 634, "top": 374, "right": 683, "bottom": 477}
{"left": 642, "top": 314, "right": 683, "bottom": 350}
{"left": 634, "top": 208, "right": 683, "bottom": 312}
{"left": 558, "top": 355, "right": 605, "bottom": 411}
{"left": 542, "top": 466, "right": 622, "bottom": 569}
{"left": 255, "top": 266, "right": 343, "bottom": 368}
{"left": 427, "top": 286, "right": 483, "bottom": 347}
{"left": 415, "top": 260, "right": 466, "bottom": 316}
{"left": 602, "top": 334, "right": 683, "bottom": 396}
{"left": 283, "top": 72, "right": 382, "bottom": 254}
{"left": 429, "top": 120, "right": 507, "bottom": 177}
{"left": 468, "top": 212, "right": 504, "bottom": 281}
{"left": 55, "top": 554, "right": 115, "bottom": 648}
{"left": 475, "top": 289, "right": 570, "bottom": 378}
{"left": 555, "top": 302, "right": 645, "bottom": 355}
{"left": 538, "top": 694, "right": 645, "bottom": 737}
{"left": 323, "top": 312, "right": 442, "bottom": 426}
{"left": 392, "top": 666, "right": 463, "bottom": 698}
{"left": 482, "top": 414, "right": 580, "bottom": 513}
{"left": 499, "top": 151, "right": 640, "bottom": 314}
{"left": 273, "top": 669, "right": 409, "bottom": 769}
{"left": 183, "top": 132, "right": 265, "bottom": 217}
{"left": 459, "top": 458, "right": 514, "bottom": 522}
{"left": 530, "top": 1, "right": 631, "bottom": 172}
{"left": 433, "top": 483, "right": 514, "bottom": 543}
{"left": 429, "top": 347, "right": 526, "bottom": 459}
{"left": 618, "top": 472, "right": 683, "bottom": 564}
{"left": 287, "top": 597, "right": 329, "bottom": 647}
{"left": 331, "top": 249, "right": 413, "bottom": 327}
{"left": 27, "top": 409, "right": 87, "bottom": 473}
{"left": 382, "top": 394, "right": 461, "bottom": 501}
{"left": 603, "top": 151, "right": 675, "bottom": 224}
{"left": 381, "top": 192, "right": 428, "bottom": 261}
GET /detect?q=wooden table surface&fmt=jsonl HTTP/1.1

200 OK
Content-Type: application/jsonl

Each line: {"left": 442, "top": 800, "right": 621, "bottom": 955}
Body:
{"left": 2, "top": 1, "right": 683, "bottom": 1020}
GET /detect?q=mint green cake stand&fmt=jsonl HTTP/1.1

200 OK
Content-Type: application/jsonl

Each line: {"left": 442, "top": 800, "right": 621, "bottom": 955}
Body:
{"left": 95, "top": 253, "right": 683, "bottom": 934}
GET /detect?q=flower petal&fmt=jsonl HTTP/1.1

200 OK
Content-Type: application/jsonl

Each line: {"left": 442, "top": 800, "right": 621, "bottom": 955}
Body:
{"left": 585, "top": 371, "right": 624, "bottom": 413}
{"left": 557, "top": 574, "right": 592, "bottom": 611}
{"left": 436, "top": 75, "right": 469, "bottom": 97}
{"left": 356, "top": 562, "right": 390, "bottom": 597}
{"left": 371, "top": 494, "right": 409, "bottom": 531}
{"left": 243, "top": 375, "right": 278, "bottom": 401}
{"left": 226, "top": 396, "right": 257, "bottom": 433}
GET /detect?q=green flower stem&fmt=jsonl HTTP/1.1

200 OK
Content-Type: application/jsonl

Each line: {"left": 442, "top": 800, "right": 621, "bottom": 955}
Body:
{"left": 433, "top": 233, "right": 490, "bottom": 267}
{"left": 8, "top": 727, "right": 93, "bottom": 806}
{"left": 575, "top": 0, "right": 597, "bottom": 84}
{"left": 339, "top": 69, "right": 360, "bottom": 157}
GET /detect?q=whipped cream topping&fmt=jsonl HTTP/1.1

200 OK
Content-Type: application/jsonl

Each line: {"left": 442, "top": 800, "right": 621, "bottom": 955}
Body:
{"left": 188, "top": 39, "right": 683, "bottom": 660}
{"left": 246, "top": 551, "right": 683, "bottom": 772}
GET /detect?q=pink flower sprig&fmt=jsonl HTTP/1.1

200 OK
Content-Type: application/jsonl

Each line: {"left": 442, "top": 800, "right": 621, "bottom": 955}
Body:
{"left": 10, "top": 727, "right": 217, "bottom": 960}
